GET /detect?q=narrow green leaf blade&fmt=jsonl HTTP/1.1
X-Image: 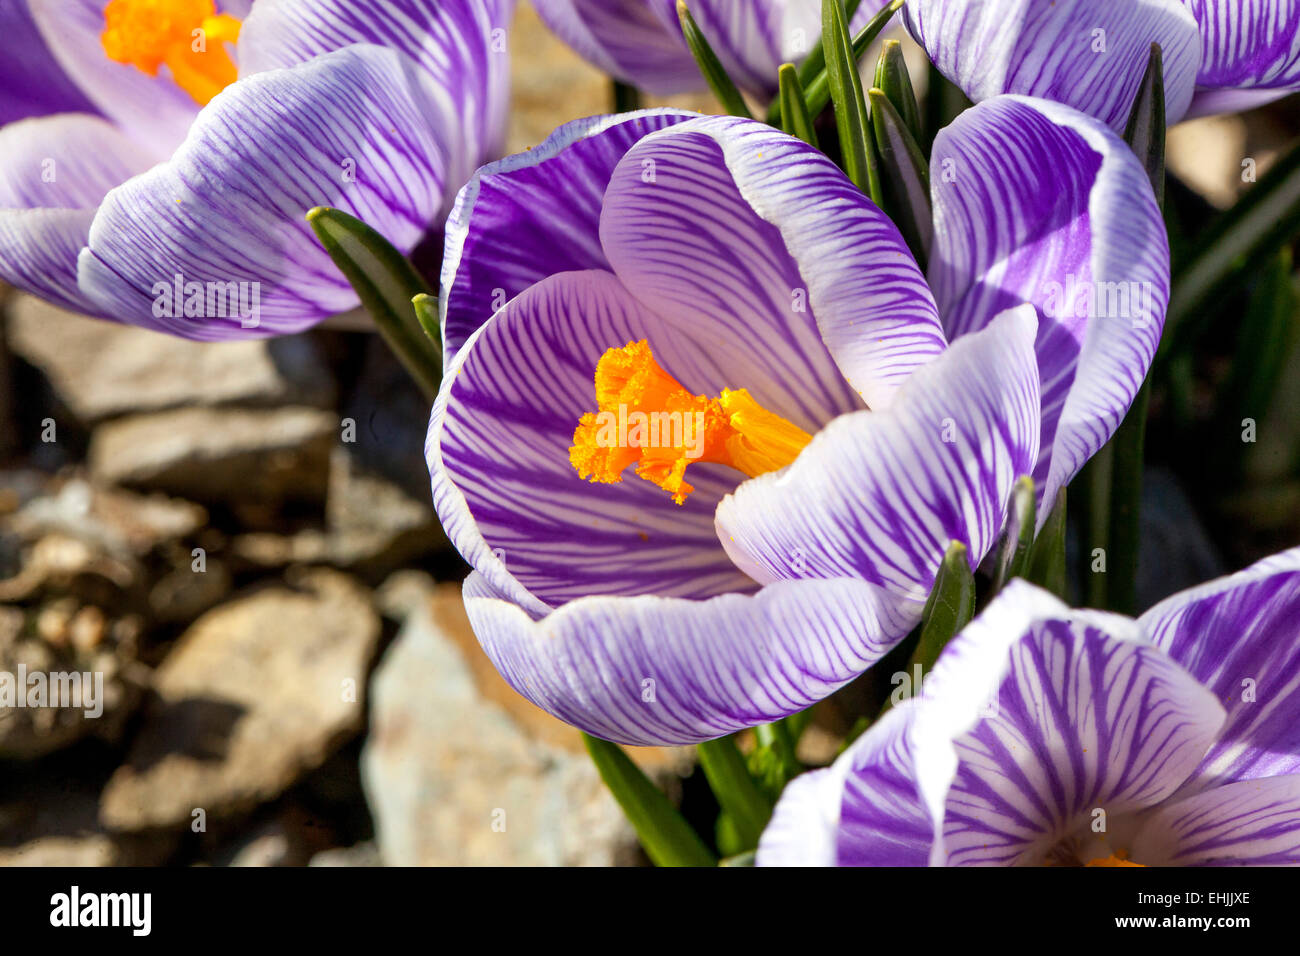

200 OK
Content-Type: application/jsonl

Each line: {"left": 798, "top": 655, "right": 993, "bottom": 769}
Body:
{"left": 769, "top": 0, "right": 902, "bottom": 125}
{"left": 994, "top": 476, "right": 1037, "bottom": 593}
{"left": 583, "top": 732, "right": 717, "bottom": 867}
{"left": 696, "top": 734, "right": 773, "bottom": 851}
{"left": 873, "top": 39, "right": 922, "bottom": 141}
{"left": 677, "top": 1, "right": 752, "bottom": 118}
{"left": 307, "top": 207, "right": 441, "bottom": 401}
{"left": 869, "top": 87, "right": 932, "bottom": 269}
{"left": 909, "top": 540, "right": 976, "bottom": 675}
{"left": 1028, "top": 489, "right": 1068, "bottom": 600}
{"left": 822, "top": 0, "right": 881, "bottom": 202}
{"left": 1160, "top": 134, "right": 1300, "bottom": 363}
{"left": 1106, "top": 42, "right": 1165, "bottom": 615}
{"left": 778, "top": 63, "right": 818, "bottom": 147}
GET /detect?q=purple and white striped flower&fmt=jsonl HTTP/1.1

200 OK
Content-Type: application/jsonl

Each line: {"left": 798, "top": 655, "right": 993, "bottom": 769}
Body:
{"left": 904, "top": 0, "right": 1300, "bottom": 130}
{"left": 426, "top": 93, "right": 1166, "bottom": 746}
{"left": 531, "top": 0, "right": 884, "bottom": 98}
{"left": 758, "top": 547, "right": 1300, "bottom": 867}
{"left": 0, "top": 0, "right": 513, "bottom": 338}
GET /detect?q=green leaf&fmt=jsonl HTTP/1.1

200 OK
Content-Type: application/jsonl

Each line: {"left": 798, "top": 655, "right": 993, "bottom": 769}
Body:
{"left": 677, "top": 1, "right": 752, "bottom": 118}
{"left": 1159, "top": 132, "right": 1300, "bottom": 363}
{"left": 768, "top": 0, "right": 902, "bottom": 125}
{"left": 908, "top": 540, "right": 975, "bottom": 676}
{"left": 868, "top": 87, "right": 932, "bottom": 269}
{"left": 750, "top": 718, "right": 802, "bottom": 798}
{"left": 1028, "top": 489, "right": 1068, "bottom": 600}
{"left": 696, "top": 734, "right": 773, "bottom": 852}
{"left": 993, "top": 476, "right": 1037, "bottom": 593}
{"left": 873, "top": 39, "right": 922, "bottom": 141}
{"left": 1123, "top": 43, "right": 1166, "bottom": 206}
{"left": 582, "top": 733, "right": 717, "bottom": 867}
{"left": 822, "top": 0, "right": 881, "bottom": 203}
{"left": 778, "top": 63, "right": 818, "bottom": 147}
{"left": 1105, "top": 43, "right": 1166, "bottom": 616}
{"left": 719, "top": 850, "right": 757, "bottom": 867}
{"left": 307, "top": 207, "right": 441, "bottom": 402}
{"left": 411, "top": 292, "right": 441, "bottom": 346}
{"left": 921, "top": 62, "right": 971, "bottom": 154}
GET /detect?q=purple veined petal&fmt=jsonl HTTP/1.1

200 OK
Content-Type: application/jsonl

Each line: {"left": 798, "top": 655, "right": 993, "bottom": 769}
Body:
{"left": 0, "top": 113, "right": 152, "bottom": 314}
{"left": 29, "top": 0, "right": 210, "bottom": 155}
{"left": 650, "top": 0, "right": 789, "bottom": 98}
{"left": 532, "top": 0, "right": 701, "bottom": 97}
{"left": 755, "top": 762, "right": 850, "bottom": 867}
{"left": 835, "top": 704, "right": 934, "bottom": 866}
{"left": 911, "top": 581, "right": 1225, "bottom": 867}
{"left": 715, "top": 305, "right": 1039, "bottom": 606}
{"left": 429, "top": 266, "right": 818, "bottom": 617}
{"left": 0, "top": 0, "right": 99, "bottom": 124}
{"left": 1186, "top": 85, "right": 1297, "bottom": 119}
{"left": 902, "top": 0, "right": 1200, "bottom": 129}
{"left": 602, "top": 119, "right": 859, "bottom": 432}
{"left": 76, "top": 45, "right": 449, "bottom": 340}
{"left": 239, "top": 0, "right": 516, "bottom": 192}
{"left": 1186, "top": 0, "right": 1300, "bottom": 103}
{"left": 602, "top": 115, "right": 945, "bottom": 419}
{"left": 462, "top": 570, "right": 915, "bottom": 746}
{"left": 928, "top": 95, "right": 1170, "bottom": 519}
{"left": 440, "top": 109, "right": 698, "bottom": 367}
{"left": 1140, "top": 546, "right": 1300, "bottom": 794}
{"left": 1130, "top": 775, "right": 1300, "bottom": 866}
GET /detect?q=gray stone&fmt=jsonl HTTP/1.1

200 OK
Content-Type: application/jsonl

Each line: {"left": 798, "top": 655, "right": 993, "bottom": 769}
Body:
{"left": 89, "top": 406, "right": 337, "bottom": 508}
{"left": 362, "top": 579, "right": 660, "bottom": 866}
{"left": 8, "top": 295, "right": 335, "bottom": 422}
{"left": 99, "top": 568, "right": 380, "bottom": 831}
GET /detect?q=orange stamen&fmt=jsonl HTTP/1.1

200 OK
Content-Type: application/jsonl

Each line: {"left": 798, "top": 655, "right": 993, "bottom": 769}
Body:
{"left": 101, "top": 0, "right": 242, "bottom": 106}
{"left": 569, "top": 340, "right": 813, "bottom": 505}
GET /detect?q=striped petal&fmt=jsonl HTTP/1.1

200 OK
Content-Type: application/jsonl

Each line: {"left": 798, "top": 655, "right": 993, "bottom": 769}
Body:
{"left": 1140, "top": 546, "right": 1300, "bottom": 794}
{"left": 440, "top": 109, "right": 697, "bottom": 366}
{"left": 918, "top": 581, "right": 1224, "bottom": 866}
{"left": 0, "top": 0, "right": 98, "bottom": 124}
{"left": 715, "top": 305, "right": 1040, "bottom": 610}
{"left": 1186, "top": 0, "right": 1300, "bottom": 116}
{"left": 1131, "top": 775, "right": 1300, "bottom": 866}
{"left": 601, "top": 115, "right": 944, "bottom": 419}
{"left": 430, "top": 268, "right": 769, "bottom": 618}
{"left": 0, "top": 114, "right": 151, "bottom": 314}
{"left": 928, "top": 95, "right": 1170, "bottom": 516}
{"left": 239, "top": 0, "right": 515, "bottom": 191}
{"left": 902, "top": 0, "right": 1200, "bottom": 129}
{"left": 754, "top": 764, "right": 846, "bottom": 866}
{"left": 463, "top": 570, "right": 911, "bottom": 746}
{"left": 29, "top": 0, "right": 205, "bottom": 153}
{"left": 76, "top": 45, "right": 448, "bottom": 339}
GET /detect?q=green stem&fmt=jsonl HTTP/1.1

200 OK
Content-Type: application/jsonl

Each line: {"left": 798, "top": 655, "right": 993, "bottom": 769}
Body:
{"left": 696, "top": 735, "right": 773, "bottom": 851}
{"left": 583, "top": 733, "right": 716, "bottom": 867}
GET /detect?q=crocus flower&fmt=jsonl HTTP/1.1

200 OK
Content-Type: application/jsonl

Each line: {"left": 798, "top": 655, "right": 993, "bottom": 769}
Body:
{"left": 0, "top": 0, "right": 513, "bottom": 337}
{"left": 531, "top": 0, "right": 882, "bottom": 98}
{"left": 904, "top": 0, "right": 1300, "bottom": 131}
{"left": 426, "top": 93, "right": 1166, "bottom": 746}
{"left": 758, "top": 547, "right": 1300, "bottom": 866}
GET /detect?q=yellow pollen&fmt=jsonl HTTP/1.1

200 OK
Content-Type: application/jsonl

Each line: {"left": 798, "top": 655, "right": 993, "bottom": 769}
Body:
{"left": 101, "top": 0, "right": 242, "bottom": 106}
{"left": 1084, "top": 850, "right": 1145, "bottom": 867}
{"left": 569, "top": 340, "right": 813, "bottom": 505}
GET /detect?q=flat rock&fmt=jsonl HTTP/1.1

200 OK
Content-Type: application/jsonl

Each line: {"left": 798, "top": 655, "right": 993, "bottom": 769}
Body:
{"left": 89, "top": 406, "right": 337, "bottom": 508}
{"left": 99, "top": 568, "right": 379, "bottom": 831}
{"left": 8, "top": 296, "right": 335, "bottom": 422}
{"left": 363, "top": 578, "right": 688, "bottom": 866}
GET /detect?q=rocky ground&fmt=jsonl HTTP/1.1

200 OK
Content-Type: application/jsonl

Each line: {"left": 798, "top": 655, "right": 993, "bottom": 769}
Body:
{"left": 2, "top": 6, "right": 1297, "bottom": 868}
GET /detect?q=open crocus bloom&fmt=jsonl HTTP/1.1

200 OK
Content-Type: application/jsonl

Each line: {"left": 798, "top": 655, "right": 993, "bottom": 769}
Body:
{"left": 758, "top": 548, "right": 1300, "bottom": 866}
{"left": 904, "top": 0, "right": 1300, "bottom": 130}
{"left": 0, "top": 0, "right": 512, "bottom": 337}
{"left": 531, "top": 0, "right": 883, "bottom": 98}
{"left": 427, "top": 96, "right": 1165, "bottom": 746}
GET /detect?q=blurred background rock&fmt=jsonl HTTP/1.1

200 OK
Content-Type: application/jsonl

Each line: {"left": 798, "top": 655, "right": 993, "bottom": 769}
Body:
{"left": 0, "top": 4, "right": 1296, "bottom": 867}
